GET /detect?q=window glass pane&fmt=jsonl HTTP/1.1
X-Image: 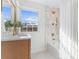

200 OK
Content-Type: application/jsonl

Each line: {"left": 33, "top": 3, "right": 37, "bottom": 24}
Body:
{"left": 20, "top": 10, "right": 38, "bottom": 32}
{"left": 21, "top": 10, "right": 38, "bottom": 24}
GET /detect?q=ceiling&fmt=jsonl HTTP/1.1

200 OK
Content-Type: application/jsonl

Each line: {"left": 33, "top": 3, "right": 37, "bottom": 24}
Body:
{"left": 3, "top": 0, "right": 70, "bottom": 8}
{"left": 19, "top": 0, "right": 70, "bottom": 7}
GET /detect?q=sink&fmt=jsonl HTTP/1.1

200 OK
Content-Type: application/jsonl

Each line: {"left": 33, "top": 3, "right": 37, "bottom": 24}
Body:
{"left": 17, "top": 33, "right": 31, "bottom": 38}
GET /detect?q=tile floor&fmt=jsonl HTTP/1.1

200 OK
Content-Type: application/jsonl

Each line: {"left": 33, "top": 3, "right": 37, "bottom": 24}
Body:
{"left": 32, "top": 50, "right": 55, "bottom": 59}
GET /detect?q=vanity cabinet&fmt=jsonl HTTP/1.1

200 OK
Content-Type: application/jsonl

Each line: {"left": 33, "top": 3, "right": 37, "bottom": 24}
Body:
{"left": 1, "top": 39, "right": 31, "bottom": 59}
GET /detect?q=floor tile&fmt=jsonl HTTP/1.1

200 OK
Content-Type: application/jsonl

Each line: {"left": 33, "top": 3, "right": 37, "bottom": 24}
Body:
{"left": 32, "top": 50, "right": 55, "bottom": 59}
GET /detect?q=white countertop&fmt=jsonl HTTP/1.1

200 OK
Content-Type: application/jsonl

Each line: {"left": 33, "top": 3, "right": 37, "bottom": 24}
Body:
{"left": 1, "top": 32, "right": 31, "bottom": 41}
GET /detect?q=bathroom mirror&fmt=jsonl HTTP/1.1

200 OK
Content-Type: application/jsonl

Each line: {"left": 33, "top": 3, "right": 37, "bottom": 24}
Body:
{"left": 2, "top": 0, "right": 13, "bottom": 32}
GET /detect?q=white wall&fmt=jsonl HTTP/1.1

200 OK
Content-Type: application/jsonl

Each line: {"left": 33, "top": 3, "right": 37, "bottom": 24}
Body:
{"left": 59, "top": 0, "right": 78, "bottom": 59}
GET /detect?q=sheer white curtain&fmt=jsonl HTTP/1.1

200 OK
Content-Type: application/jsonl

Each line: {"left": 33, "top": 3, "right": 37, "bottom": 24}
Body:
{"left": 59, "top": 0, "right": 78, "bottom": 59}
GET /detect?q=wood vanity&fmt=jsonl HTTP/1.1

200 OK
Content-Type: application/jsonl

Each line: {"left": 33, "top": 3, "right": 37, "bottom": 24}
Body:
{"left": 1, "top": 34, "right": 31, "bottom": 59}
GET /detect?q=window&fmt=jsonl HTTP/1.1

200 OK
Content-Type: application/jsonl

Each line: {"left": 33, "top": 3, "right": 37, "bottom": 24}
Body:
{"left": 20, "top": 10, "right": 38, "bottom": 32}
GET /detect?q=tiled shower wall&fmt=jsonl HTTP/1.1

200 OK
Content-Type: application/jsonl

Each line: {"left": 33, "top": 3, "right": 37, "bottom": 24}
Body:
{"left": 45, "top": 8, "right": 59, "bottom": 50}
{"left": 45, "top": 7, "right": 60, "bottom": 59}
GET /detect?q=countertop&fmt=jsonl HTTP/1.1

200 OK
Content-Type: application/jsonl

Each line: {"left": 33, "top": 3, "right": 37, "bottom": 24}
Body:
{"left": 1, "top": 32, "right": 31, "bottom": 41}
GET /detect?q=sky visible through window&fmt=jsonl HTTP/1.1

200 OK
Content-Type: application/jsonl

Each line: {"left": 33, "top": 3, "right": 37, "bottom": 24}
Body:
{"left": 2, "top": 6, "right": 11, "bottom": 22}
{"left": 2, "top": 7, "right": 38, "bottom": 25}
{"left": 21, "top": 10, "right": 38, "bottom": 25}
